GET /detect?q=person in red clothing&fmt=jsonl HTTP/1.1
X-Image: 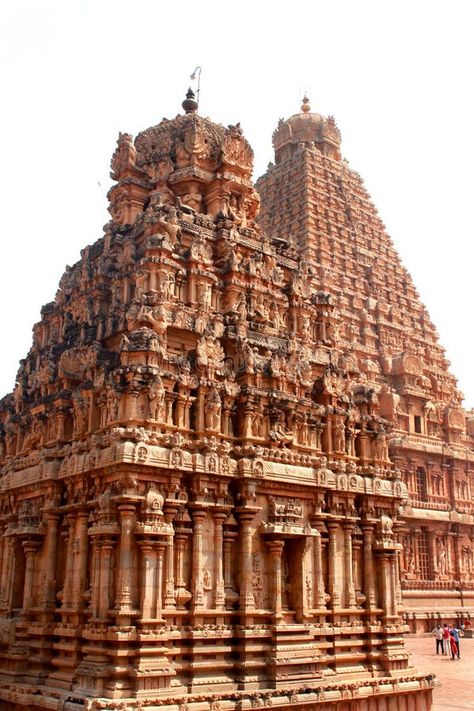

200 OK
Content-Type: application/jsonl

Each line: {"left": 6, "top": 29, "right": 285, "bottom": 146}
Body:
{"left": 442, "top": 623, "right": 451, "bottom": 655}
{"left": 449, "top": 630, "right": 460, "bottom": 660}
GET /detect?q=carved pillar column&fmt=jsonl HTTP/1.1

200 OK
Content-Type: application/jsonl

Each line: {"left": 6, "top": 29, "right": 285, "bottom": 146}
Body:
{"left": 237, "top": 510, "right": 256, "bottom": 611}
{"left": 323, "top": 416, "right": 333, "bottom": 454}
{"left": 175, "top": 393, "right": 186, "bottom": 429}
{"left": 190, "top": 509, "right": 206, "bottom": 609}
{"left": 155, "top": 542, "right": 166, "bottom": 621}
{"left": 22, "top": 540, "right": 40, "bottom": 613}
{"left": 183, "top": 396, "right": 194, "bottom": 430}
{"left": 313, "top": 528, "right": 327, "bottom": 609}
{"left": 138, "top": 541, "right": 156, "bottom": 620}
{"left": 389, "top": 553, "right": 400, "bottom": 618}
{"left": 268, "top": 540, "right": 284, "bottom": 619}
{"left": 115, "top": 503, "right": 137, "bottom": 613}
{"left": 0, "top": 537, "right": 14, "bottom": 610}
{"left": 98, "top": 541, "right": 114, "bottom": 621}
{"left": 62, "top": 513, "right": 77, "bottom": 607}
{"left": 343, "top": 523, "right": 357, "bottom": 608}
{"left": 327, "top": 522, "right": 341, "bottom": 608}
{"left": 213, "top": 512, "right": 226, "bottom": 609}
{"left": 41, "top": 512, "right": 60, "bottom": 608}
{"left": 163, "top": 506, "right": 176, "bottom": 609}
{"left": 71, "top": 510, "right": 89, "bottom": 610}
{"left": 174, "top": 531, "right": 191, "bottom": 609}
{"left": 90, "top": 538, "right": 102, "bottom": 619}
{"left": 362, "top": 524, "right": 377, "bottom": 610}
{"left": 428, "top": 530, "right": 437, "bottom": 579}
{"left": 357, "top": 425, "right": 370, "bottom": 463}
{"left": 127, "top": 389, "right": 140, "bottom": 421}
{"left": 378, "top": 554, "right": 392, "bottom": 618}
{"left": 0, "top": 526, "right": 5, "bottom": 587}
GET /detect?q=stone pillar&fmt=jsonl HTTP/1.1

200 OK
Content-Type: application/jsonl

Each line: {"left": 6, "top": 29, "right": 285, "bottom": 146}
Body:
{"left": 237, "top": 511, "right": 256, "bottom": 611}
{"left": 174, "top": 532, "right": 191, "bottom": 609}
{"left": 389, "top": 553, "right": 400, "bottom": 617}
{"left": 213, "top": 512, "right": 226, "bottom": 609}
{"left": 313, "top": 528, "right": 327, "bottom": 609}
{"left": 0, "top": 530, "right": 7, "bottom": 604}
{"left": 191, "top": 509, "right": 205, "bottom": 609}
{"left": 268, "top": 540, "right": 284, "bottom": 618}
{"left": 41, "top": 513, "right": 60, "bottom": 608}
{"left": 362, "top": 524, "right": 377, "bottom": 610}
{"left": 138, "top": 541, "right": 156, "bottom": 620}
{"left": 428, "top": 530, "right": 437, "bottom": 578}
{"left": 71, "top": 510, "right": 89, "bottom": 610}
{"left": 223, "top": 528, "right": 238, "bottom": 608}
{"left": 0, "top": 537, "right": 15, "bottom": 611}
{"left": 327, "top": 522, "right": 341, "bottom": 608}
{"left": 163, "top": 506, "right": 176, "bottom": 609}
{"left": 343, "top": 523, "right": 356, "bottom": 608}
{"left": 115, "top": 503, "right": 136, "bottom": 613}
{"left": 22, "top": 540, "right": 40, "bottom": 612}
{"left": 98, "top": 541, "right": 114, "bottom": 620}
{"left": 379, "top": 554, "right": 392, "bottom": 617}
{"left": 91, "top": 538, "right": 102, "bottom": 619}
{"left": 62, "top": 513, "right": 77, "bottom": 607}
{"left": 0, "top": 526, "right": 5, "bottom": 591}
{"left": 155, "top": 542, "right": 165, "bottom": 621}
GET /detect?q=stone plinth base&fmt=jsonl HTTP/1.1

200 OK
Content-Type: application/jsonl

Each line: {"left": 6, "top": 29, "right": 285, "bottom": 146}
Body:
{"left": 0, "top": 677, "right": 434, "bottom": 711}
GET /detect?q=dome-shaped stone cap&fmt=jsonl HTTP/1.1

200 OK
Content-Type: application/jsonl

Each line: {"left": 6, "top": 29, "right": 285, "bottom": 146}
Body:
{"left": 134, "top": 112, "right": 254, "bottom": 177}
{"left": 272, "top": 101, "right": 341, "bottom": 153}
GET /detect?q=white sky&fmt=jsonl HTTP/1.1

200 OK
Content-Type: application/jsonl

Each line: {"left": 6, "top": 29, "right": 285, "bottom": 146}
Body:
{"left": 0, "top": 0, "right": 472, "bottom": 408}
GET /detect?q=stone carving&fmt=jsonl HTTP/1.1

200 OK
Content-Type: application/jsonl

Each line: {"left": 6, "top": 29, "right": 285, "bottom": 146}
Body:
{"left": 0, "top": 90, "right": 466, "bottom": 711}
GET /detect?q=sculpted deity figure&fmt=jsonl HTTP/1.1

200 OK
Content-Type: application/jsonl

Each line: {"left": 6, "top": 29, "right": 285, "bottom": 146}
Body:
{"left": 196, "top": 334, "right": 225, "bottom": 380}
{"left": 106, "top": 387, "right": 120, "bottom": 423}
{"left": 73, "top": 396, "right": 89, "bottom": 435}
{"left": 240, "top": 340, "right": 256, "bottom": 374}
{"left": 204, "top": 388, "right": 222, "bottom": 432}
{"left": 373, "top": 427, "right": 388, "bottom": 461}
{"left": 436, "top": 537, "right": 447, "bottom": 575}
{"left": 157, "top": 207, "right": 181, "bottom": 248}
{"left": 197, "top": 282, "right": 212, "bottom": 311}
{"left": 269, "top": 415, "right": 294, "bottom": 448}
{"left": 148, "top": 376, "right": 166, "bottom": 421}
{"left": 333, "top": 419, "right": 345, "bottom": 453}
{"left": 236, "top": 292, "right": 248, "bottom": 321}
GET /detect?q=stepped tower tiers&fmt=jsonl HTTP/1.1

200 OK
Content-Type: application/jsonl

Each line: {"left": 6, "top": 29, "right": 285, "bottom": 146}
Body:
{"left": 257, "top": 96, "right": 474, "bottom": 634}
{"left": 0, "top": 89, "right": 437, "bottom": 711}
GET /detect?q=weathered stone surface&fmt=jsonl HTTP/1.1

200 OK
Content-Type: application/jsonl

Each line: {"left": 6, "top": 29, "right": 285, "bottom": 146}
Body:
{"left": 257, "top": 97, "right": 474, "bottom": 636}
{"left": 0, "top": 89, "right": 461, "bottom": 710}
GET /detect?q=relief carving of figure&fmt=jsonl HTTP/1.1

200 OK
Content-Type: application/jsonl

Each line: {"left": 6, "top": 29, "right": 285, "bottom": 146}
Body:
{"left": 148, "top": 376, "right": 166, "bottom": 421}
{"left": 204, "top": 388, "right": 221, "bottom": 432}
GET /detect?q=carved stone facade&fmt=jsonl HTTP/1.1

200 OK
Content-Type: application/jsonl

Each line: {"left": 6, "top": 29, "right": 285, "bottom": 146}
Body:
{"left": 0, "top": 90, "right": 448, "bottom": 710}
{"left": 257, "top": 97, "right": 474, "bottom": 635}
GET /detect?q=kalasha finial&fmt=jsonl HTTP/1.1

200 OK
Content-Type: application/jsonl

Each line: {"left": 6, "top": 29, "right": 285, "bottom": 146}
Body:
{"left": 301, "top": 95, "right": 311, "bottom": 113}
{"left": 182, "top": 87, "right": 198, "bottom": 114}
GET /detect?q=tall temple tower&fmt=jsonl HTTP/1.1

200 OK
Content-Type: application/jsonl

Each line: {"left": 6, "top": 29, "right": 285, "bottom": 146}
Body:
{"left": 0, "top": 88, "right": 458, "bottom": 710}
{"left": 257, "top": 97, "right": 474, "bottom": 632}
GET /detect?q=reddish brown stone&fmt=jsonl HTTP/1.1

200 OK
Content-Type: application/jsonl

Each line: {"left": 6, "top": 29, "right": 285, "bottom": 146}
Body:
{"left": 2, "top": 89, "right": 466, "bottom": 710}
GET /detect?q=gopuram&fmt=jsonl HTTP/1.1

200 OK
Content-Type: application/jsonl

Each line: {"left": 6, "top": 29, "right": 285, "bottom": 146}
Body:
{"left": 0, "top": 86, "right": 470, "bottom": 710}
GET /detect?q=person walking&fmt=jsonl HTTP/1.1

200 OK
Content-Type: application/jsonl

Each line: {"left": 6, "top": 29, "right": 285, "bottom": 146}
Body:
{"left": 431, "top": 624, "right": 444, "bottom": 655}
{"left": 450, "top": 625, "right": 461, "bottom": 659}
{"left": 449, "top": 629, "right": 460, "bottom": 660}
{"left": 442, "top": 623, "right": 451, "bottom": 655}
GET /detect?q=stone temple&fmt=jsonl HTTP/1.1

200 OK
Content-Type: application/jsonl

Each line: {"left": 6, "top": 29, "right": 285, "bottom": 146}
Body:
{"left": 0, "top": 87, "right": 472, "bottom": 710}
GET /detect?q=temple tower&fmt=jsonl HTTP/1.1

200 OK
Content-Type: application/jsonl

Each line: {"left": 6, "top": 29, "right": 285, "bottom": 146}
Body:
{"left": 257, "top": 97, "right": 474, "bottom": 633}
{"left": 0, "top": 90, "right": 441, "bottom": 710}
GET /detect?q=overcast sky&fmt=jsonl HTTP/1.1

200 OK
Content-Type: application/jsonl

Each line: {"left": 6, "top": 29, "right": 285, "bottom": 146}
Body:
{"left": 0, "top": 0, "right": 472, "bottom": 407}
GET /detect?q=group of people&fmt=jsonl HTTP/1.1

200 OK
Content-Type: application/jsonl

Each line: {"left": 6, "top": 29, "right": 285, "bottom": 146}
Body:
{"left": 432, "top": 622, "right": 469, "bottom": 660}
